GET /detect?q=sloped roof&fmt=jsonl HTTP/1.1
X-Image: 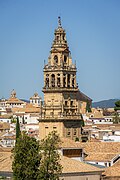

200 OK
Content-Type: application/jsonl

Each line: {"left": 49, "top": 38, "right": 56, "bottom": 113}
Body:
{"left": 103, "top": 160, "right": 120, "bottom": 177}
{"left": 0, "top": 122, "right": 10, "bottom": 130}
{"left": 0, "top": 152, "right": 12, "bottom": 172}
{"left": 12, "top": 103, "right": 40, "bottom": 113}
{"left": 60, "top": 156, "right": 103, "bottom": 174}
{"left": 85, "top": 153, "right": 118, "bottom": 162}
{"left": 81, "top": 142, "right": 120, "bottom": 154}
{"left": 0, "top": 115, "right": 12, "bottom": 119}
{"left": 76, "top": 90, "right": 92, "bottom": 102}
{"left": 7, "top": 97, "right": 25, "bottom": 104}
{"left": 60, "top": 137, "right": 82, "bottom": 149}
{"left": 0, "top": 151, "right": 103, "bottom": 174}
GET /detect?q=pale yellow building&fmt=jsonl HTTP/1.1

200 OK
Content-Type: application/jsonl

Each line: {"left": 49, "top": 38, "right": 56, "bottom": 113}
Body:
{"left": 39, "top": 17, "right": 91, "bottom": 141}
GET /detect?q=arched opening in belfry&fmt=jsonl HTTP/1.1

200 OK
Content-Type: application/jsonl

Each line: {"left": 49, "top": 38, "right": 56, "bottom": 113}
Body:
{"left": 57, "top": 74, "right": 60, "bottom": 87}
{"left": 63, "top": 74, "right": 66, "bottom": 87}
{"left": 45, "top": 74, "right": 49, "bottom": 88}
{"left": 72, "top": 75, "right": 75, "bottom": 87}
{"left": 51, "top": 74, "right": 55, "bottom": 87}
{"left": 56, "top": 36, "right": 59, "bottom": 41}
{"left": 54, "top": 55, "right": 58, "bottom": 63}
{"left": 68, "top": 74, "right": 70, "bottom": 87}
{"left": 64, "top": 55, "right": 67, "bottom": 63}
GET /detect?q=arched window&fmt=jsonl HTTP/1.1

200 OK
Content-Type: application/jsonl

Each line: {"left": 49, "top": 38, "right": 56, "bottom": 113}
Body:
{"left": 54, "top": 55, "right": 58, "bottom": 63}
{"left": 64, "top": 55, "right": 67, "bottom": 63}
{"left": 57, "top": 74, "right": 60, "bottom": 87}
{"left": 63, "top": 74, "right": 66, "bottom": 87}
{"left": 45, "top": 74, "right": 49, "bottom": 88}
{"left": 51, "top": 74, "right": 55, "bottom": 87}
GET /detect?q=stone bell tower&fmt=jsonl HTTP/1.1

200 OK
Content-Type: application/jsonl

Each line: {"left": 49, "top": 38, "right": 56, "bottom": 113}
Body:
{"left": 39, "top": 17, "right": 84, "bottom": 140}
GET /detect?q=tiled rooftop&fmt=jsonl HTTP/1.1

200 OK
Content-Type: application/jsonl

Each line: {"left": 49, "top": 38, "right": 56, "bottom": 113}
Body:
{"left": 103, "top": 160, "right": 120, "bottom": 177}
{"left": 85, "top": 153, "right": 118, "bottom": 162}
{"left": 60, "top": 156, "right": 103, "bottom": 173}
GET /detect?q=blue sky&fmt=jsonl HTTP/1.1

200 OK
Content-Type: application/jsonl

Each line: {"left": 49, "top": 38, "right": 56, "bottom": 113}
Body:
{"left": 0, "top": 0, "right": 120, "bottom": 102}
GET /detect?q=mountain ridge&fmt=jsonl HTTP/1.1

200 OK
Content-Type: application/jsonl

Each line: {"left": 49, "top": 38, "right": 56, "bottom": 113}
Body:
{"left": 92, "top": 99, "right": 120, "bottom": 108}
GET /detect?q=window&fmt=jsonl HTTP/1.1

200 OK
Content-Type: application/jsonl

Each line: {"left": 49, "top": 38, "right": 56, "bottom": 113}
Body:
{"left": 63, "top": 76, "right": 66, "bottom": 87}
{"left": 71, "top": 101, "right": 73, "bottom": 106}
{"left": 64, "top": 55, "right": 67, "bottom": 63}
{"left": 67, "top": 74, "right": 70, "bottom": 87}
{"left": 104, "top": 163, "right": 107, "bottom": 167}
{"left": 57, "top": 77, "right": 60, "bottom": 87}
{"left": 54, "top": 55, "right": 58, "bottom": 63}
{"left": 65, "top": 101, "right": 67, "bottom": 106}
{"left": 50, "top": 112, "right": 54, "bottom": 117}
{"left": 67, "top": 128, "right": 71, "bottom": 136}
{"left": 46, "top": 77, "right": 49, "bottom": 88}
{"left": 51, "top": 74, "right": 55, "bottom": 87}
{"left": 73, "top": 128, "right": 77, "bottom": 136}
{"left": 72, "top": 78, "right": 74, "bottom": 87}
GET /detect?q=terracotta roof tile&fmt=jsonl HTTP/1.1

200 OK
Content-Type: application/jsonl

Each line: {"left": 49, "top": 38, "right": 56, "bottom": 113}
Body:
{"left": 0, "top": 151, "right": 103, "bottom": 174}
{"left": 0, "top": 122, "right": 10, "bottom": 130}
{"left": 85, "top": 153, "right": 118, "bottom": 162}
{"left": 60, "top": 137, "right": 82, "bottom": 148}
{"left": 7, "top": 97, "right": 25, "bottom": 104}
{"left": 81, "top": 142, "right": 120, "bottom": 154}
{"left": 0, "top": 152, "right": 12, "bottom": 172}
{"left": 60, "top": 156, "right": 103, "bottom": 173}
{"left": 103, "top": 160, "right": 120, "bottom": 177}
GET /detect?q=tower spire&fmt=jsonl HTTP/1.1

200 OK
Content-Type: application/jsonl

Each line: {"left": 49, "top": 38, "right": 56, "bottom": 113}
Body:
{"left": 58, "top": 16, "right": 62, "bottom": 27}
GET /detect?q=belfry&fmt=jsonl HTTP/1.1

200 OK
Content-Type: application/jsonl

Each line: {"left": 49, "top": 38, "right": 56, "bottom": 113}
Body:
{"left": 39, "top": 17, "right": 92, "bottom": 140}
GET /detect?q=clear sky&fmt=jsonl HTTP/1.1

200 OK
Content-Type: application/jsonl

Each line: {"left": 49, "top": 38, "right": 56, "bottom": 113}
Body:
{"left": 0, "top": 0, "right": 120, "bottom": 102}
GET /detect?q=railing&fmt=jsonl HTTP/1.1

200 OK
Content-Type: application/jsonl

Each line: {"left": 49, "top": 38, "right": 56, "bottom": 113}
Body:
{"left": 39, "top": 113, "right": 82, "bottom": 120}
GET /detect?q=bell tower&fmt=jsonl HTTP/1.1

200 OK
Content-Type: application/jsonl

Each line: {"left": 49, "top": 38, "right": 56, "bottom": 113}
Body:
{"left": 39, "top": 17, "right": 84, "bottom": 140}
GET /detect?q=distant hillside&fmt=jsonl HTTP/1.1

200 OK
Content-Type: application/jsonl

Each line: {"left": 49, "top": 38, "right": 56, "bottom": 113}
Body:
{"left": 20, "top": 99, "right": 30, "bottom": 103}
{"left": 92, "top": 99, "right": 120, "bottom": 108}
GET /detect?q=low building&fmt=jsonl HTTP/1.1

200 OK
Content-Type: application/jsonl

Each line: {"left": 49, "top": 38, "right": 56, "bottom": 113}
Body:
{"left": 0, "top": 147, "right": 103, "bottom": 180}
{"left": 30, "top": 92, "right": 42, "bottom": 107}
{"left": 0, "top": 115, "right": 12, "bottom": 123}
{"left": 60, "top": 156, "right": 104, "bottom": 180}
{"left": 6, "top": 89, "right": 26, "bottom": 108}
{"left": 59, "top": 137, "right": 84, "bottom": 161}
{"left": 0, "top": 122, "right": 10, "bottom": 133}
{"left": 103, "top": 160, "right": 120, "bottom": 179}
{"left": 81, "top": 142, "right": 120, "bottom": 167}
{"left": 0, "top": 132, "right": 15, "bottom": 147}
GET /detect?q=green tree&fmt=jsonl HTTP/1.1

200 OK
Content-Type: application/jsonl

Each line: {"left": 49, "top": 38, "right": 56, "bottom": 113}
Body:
{"left": 38, "top": 131, "right": 62, "bottom": 180}
{"left": 114, "top": 100, "right": 120, "bottom": 111}
{"left": 112, "top": 112, "right": 120, "bottom": 124}
{"left": 12, "top": 133, "right": 41, "bottom": 180}
{"left": 86, "top": 100, "right": 92, "bottom": 113}
{"left": 16, "top": 117, "right": 21, "bottom": 142}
